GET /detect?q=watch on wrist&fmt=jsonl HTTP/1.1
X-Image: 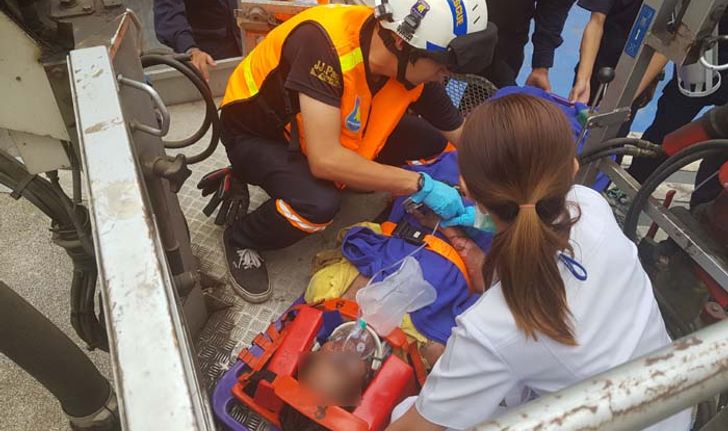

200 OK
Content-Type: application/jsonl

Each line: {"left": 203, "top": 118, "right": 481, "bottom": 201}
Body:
{"left": 417, "top": 173, "right": 425, "bottom": 192}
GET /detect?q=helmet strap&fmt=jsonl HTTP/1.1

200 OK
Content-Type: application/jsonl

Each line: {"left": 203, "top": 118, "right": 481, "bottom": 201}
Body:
{"left": 377, "top": 25, "right": 419, "bottom": 90}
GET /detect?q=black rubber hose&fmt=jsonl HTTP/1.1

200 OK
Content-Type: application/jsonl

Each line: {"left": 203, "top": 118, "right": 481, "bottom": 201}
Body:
{"left": 140, "top": 54, "right": 211, "bottom": 149}
{"left": 0, "top": 150, "right": 107, "bottom": 350}
{"left": 0, "top": 281, "right": 112, "bottom": 418}
{"left": 579, "top": 146, "right": 664, "bottom": 165}
{"left": 623, "top": 140, "right": 728, "bottom": 242}
{"left": 55, "top": 219, "right": 107, "bottom": 351}
{"left": 46, "top": 171, "right": 94, "bottom": 257}
{"left": 140, "top": 54, "right": 221, "bottom": 164}
{"left": 67, "top": 142, "right": 83, "bottom": 205}
{"left": 0, "top": 151, "right": 70, "bottom": 222}
{"left": 580, "top": 137, "right": 662, "bottom": 160}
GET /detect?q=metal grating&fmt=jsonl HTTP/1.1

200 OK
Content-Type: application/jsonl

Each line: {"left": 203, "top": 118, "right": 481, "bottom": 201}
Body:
{"left": 444, "top": 74, "right": 499, "bottom": 118}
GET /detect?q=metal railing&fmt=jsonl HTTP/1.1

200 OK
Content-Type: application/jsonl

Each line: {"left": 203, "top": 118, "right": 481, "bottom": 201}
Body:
{"left": 474, "top": 319, "right": 728, "bottom": 431}
{"left": 68, "top": 13, "right": 214, "bottom": 430}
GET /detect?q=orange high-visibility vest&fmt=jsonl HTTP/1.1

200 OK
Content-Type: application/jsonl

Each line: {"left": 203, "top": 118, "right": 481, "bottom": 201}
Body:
{"left": 221, "top": 5, "right": 425, "bottom": 160}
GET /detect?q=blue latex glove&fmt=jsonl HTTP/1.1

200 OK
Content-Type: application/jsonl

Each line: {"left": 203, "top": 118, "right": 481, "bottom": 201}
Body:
{"left": 441, "top": 206, "right": 475, "bottom": 228}
{"left": 410, "top": 173, "right": 466, "bottom": 221}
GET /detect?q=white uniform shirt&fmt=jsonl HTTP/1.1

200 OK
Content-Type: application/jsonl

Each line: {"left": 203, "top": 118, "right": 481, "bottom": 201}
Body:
{"left": 412, "top": 185, "right": 692, "bottom": 430}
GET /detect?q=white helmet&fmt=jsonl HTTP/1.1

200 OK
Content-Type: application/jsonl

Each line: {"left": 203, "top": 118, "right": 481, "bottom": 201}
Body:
{"left": 373, "top": 0, "right": 496, "bottom": 79}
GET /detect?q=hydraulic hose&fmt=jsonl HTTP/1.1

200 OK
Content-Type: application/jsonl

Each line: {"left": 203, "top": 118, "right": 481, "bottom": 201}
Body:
{"left": 0, "top": 151, "right": 72, "bottom": 222}
{"left": 0, "top": 282, "right": 113, "bottom": 419}
{"left": 0, "top": 150, "right": 107, "bottom": 350}
{"left": 580, "top": 137, "right": 662, "bottom": 161}
{"left": 579, "top": 146, "right": 664, "bottom": 165}
{"left": 623, "top": 140, "right": 728, "bottom": 242}
{"left": 140, "top": 54, "right": 221, "bottom": 164}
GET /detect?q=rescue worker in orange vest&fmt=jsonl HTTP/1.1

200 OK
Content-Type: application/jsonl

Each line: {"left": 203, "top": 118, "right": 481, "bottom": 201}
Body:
{"left": 209, "top": 0, "right": 497, "bottom": 302}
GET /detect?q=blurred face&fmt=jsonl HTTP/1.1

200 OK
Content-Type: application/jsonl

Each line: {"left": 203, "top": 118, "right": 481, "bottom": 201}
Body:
{"left": 299, "top": 350, "right": 367, "bottom": 406}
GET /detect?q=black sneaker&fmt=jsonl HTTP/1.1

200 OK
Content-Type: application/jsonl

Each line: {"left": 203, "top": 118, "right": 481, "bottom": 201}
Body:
{"left": 220, "top": 226, "right": 271, "bottom": 303}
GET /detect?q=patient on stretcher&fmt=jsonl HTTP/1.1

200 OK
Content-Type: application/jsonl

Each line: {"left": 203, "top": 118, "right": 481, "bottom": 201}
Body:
{"left": 272, "top": 149, "right": 490, "bottom": 430}
{"left": 309, "top": 215, "right": 485, "bottom": 359}
{"left": 278, "top": 212, "right": 487, "bottom": 430}
{"left": 279, "top": 333, "right": 371, "bottom": 431}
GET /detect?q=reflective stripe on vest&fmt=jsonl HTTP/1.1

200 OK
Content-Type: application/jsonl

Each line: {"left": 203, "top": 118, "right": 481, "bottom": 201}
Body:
{"left": 380, "top": 221, "right": 474, "bottom": 293}
{"left": 242, "top": 55, "right": 258, "bottom": 96}
{"left": 222, "top": 5, "right": 424, "bottom": 161}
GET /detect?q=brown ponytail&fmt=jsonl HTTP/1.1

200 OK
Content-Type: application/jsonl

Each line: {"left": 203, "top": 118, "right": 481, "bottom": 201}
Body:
{"left": 459, "top": 94, "right": 580, "bottom": 345}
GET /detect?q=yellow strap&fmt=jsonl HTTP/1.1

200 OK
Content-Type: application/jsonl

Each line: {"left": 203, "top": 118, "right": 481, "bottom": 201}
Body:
{"left": 380, "top": 221, "right": 474, "bottom": 293}
{"left": 339, "top": 47, "right": 363, "bottom": 73}
{"left": 242, "top": 56, "right": 259, "bottom": 96}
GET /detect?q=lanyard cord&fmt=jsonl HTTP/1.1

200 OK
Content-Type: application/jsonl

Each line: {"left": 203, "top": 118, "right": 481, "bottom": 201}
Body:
{"left": 559, "top": 253, "right": 588, "bottom": 281}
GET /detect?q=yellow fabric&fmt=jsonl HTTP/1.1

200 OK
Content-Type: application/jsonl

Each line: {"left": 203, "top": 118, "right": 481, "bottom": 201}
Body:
{"left": 306, "top": 222, "right": 382, "bottom": 302}
{"left": 305, "top": 260, "right": 360, "bottom": 303}
{"left": 400, "top": 314, "right": 429, "bottom": 345}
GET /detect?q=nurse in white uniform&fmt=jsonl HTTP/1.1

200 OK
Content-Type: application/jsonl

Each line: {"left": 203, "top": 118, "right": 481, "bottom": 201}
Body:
{"left": 386, "top": 94, "right": 692, "bottom": 431}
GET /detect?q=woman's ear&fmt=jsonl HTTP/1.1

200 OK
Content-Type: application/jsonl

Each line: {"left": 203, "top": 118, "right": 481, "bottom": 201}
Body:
{"left": 572, "top": 157, "right": 580, "bottom": 179}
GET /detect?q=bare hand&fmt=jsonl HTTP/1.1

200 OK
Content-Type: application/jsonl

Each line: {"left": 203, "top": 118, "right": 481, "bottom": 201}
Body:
{"left": 633, "top": 77, "right": 659, "bottom": 109}
{"left": 450, "top": 236, "right": 486, "bottom": 293}
{"left": 525, "top": 68, "right": 552, "bottom": 92}
{"left": 569, "top": 78, "right": 591, "bottom": 104}
{"left": 188, "top": 48, "right": 216, "bottom": 82}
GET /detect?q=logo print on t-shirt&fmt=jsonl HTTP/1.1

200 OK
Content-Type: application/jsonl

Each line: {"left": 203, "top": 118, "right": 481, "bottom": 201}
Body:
{"left": 310, "top": 60, "right": 341, "bottom": 88}
{"left": 346, "top": 97, "right": 362, "bottom": 132}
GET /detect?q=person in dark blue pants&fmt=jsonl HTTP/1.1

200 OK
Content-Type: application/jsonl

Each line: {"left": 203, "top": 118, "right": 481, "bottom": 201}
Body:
{"left": 628, "top": 13, "right": 728, "bottom": 208}
{"left": 477, "top": 0, "right": 575, "bottom": 90}
{"left": 154, "top": 0, "right": 241, "bottom": 81}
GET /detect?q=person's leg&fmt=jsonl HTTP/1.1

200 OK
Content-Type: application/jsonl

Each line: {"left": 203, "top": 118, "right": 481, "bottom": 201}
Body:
{"left": 375, "top": 115, "right": 449, "bottom": 167}
{"left": 477, "top": 0, "right": 535, "bottom": 86}
{"left": 486, "top": 0, "right": 536, "bottom": 77}
{"left": 221, "top": 133, "right": 341, "bottom": 301}
{"left": 628, "top": 72, "right": 712, "bottom": 183}
{"left": 478, "top": 56, "right": 517, "bottom": 88}
{"left": 225, "top": 134, "right": 342, "bottom": 249}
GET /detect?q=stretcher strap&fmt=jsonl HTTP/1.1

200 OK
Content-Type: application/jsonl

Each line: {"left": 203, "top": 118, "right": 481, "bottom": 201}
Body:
{"left": 232, "top": 382, "right": 282, "bottom": 428}
{"left": 405, "top": 341, "right": 428, "bottom": 387}
{"left": 238, "top": 324, "right": 286, "bottom": 381}
{"left": 380, "top": 221, "right": 474, "bottom": 293}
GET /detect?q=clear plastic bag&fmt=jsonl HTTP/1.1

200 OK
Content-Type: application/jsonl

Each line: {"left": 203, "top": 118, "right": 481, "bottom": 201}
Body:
{"left": 356, "top": 256, "right": 437, "bottom": 336}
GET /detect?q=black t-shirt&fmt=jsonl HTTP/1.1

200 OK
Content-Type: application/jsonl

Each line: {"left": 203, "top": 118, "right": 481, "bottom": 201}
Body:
{"left": 221, "top": 18, "right": 462, "bottom": 140}
{"left": 578, "top": 0, "right": 643, "bottom": 68}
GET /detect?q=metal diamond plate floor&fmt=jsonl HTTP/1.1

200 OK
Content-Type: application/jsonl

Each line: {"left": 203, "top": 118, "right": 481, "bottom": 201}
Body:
{"left": 167, "top": 101, "right": 386, "bottom": 429}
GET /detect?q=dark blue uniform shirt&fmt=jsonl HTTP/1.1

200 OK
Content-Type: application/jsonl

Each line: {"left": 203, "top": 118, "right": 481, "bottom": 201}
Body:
{"left": 154, "top": 0, "right": 241, "bottom": 58}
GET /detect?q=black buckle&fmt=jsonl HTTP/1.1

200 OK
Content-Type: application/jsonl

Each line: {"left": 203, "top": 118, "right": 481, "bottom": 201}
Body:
{"left": 243, "top": 369, "right": 277, "bottom": 398}
{"left": 392, "top": 220, "right": 426, "bottom": 245}
{"left": 399, "top": 14, "right": 421, "bottom": 39}
{"left": 374, "top": 3, "right": 393, "bottom": 22}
